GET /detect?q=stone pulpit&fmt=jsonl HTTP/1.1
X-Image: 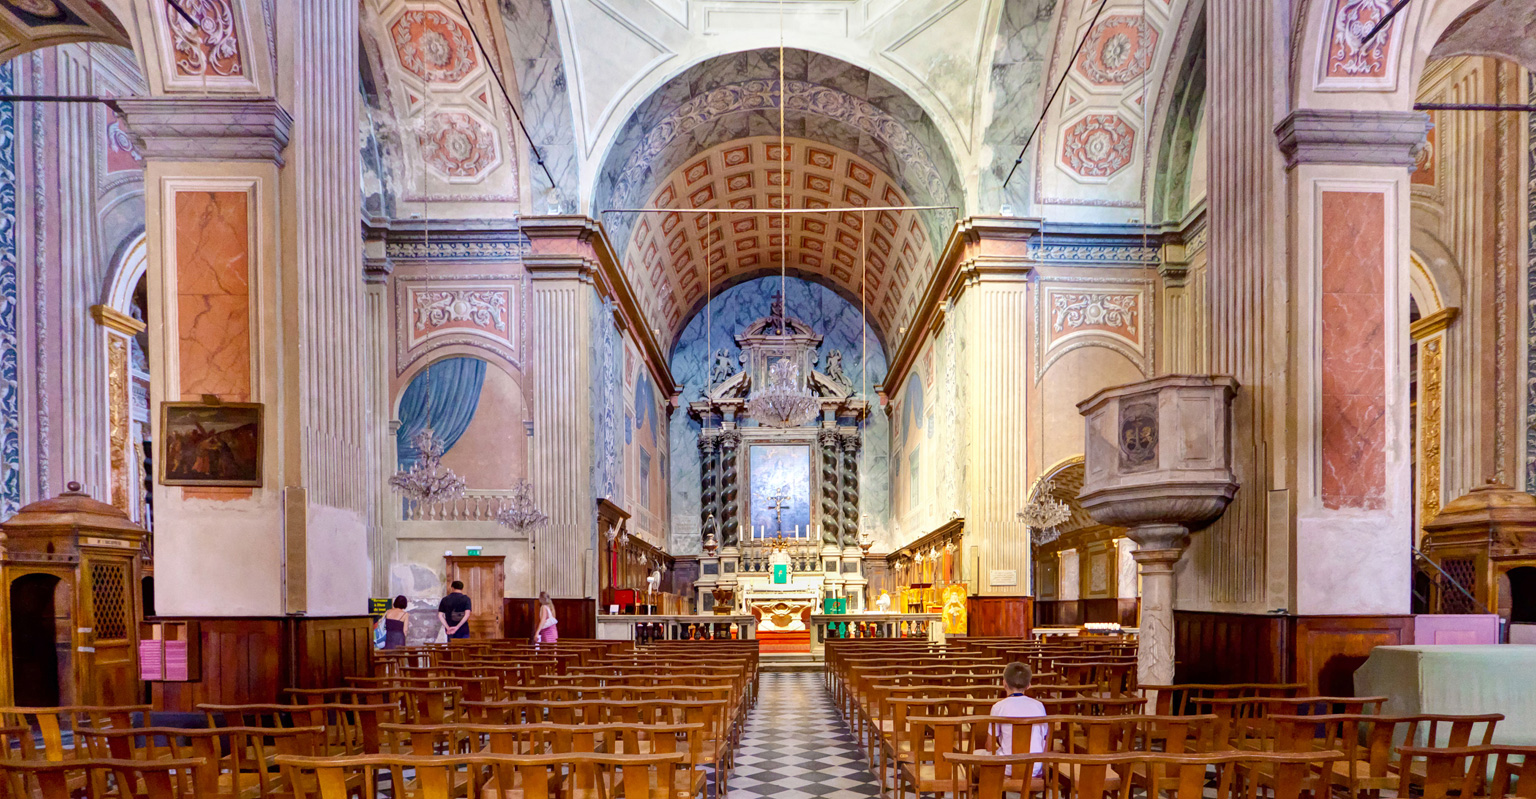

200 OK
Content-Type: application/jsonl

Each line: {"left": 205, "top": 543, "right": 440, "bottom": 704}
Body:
{"left": 1078, "top": 375, "right": 1239, "bottom": 684}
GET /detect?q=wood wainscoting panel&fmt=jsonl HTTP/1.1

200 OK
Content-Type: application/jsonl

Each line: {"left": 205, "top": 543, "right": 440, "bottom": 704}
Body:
{"left": 1293, "top": 615, "right": 1412, "bottom": 695}
{"left": 967, "top": 596, "right": 1033, "bottom": 637}
{"left": 504, "top": 598, "right": 598, "bottom": 640}
{"left": 1173, "top": 611, "right": 1290, "bottom": 684}
{"left": 152, "top": 617, "right": 284, "bottom": 712}
{"left": 150, "top": 616, "right": 372, "bottom": 712}
{"left": 290, "top": 617, "right": 373, "bottom": 689}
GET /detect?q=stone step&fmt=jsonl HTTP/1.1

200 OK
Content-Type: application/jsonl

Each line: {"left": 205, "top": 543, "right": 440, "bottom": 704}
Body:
{"left": 760, "top": 652, "right": 822, "bottom": 672}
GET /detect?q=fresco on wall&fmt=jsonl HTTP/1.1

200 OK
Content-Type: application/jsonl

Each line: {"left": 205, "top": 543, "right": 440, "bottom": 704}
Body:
{"left": 669, "top": 276, "right": 889, "bottom": 554}
{"left": 396, "top": 356, "right": 528, "bottom": 490}
{"left": 623, "top": 337, "right": 669, "bottom": 537}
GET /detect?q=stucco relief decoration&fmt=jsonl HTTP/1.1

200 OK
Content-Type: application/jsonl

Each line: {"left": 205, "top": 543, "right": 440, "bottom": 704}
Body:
{"left": 1061, "top": 114, "right": 1135, "bottom": 179}
{"left": 1325, "top": 0, "right": 1395, "bottom": 79}
{"left": 105, "top": 119, "right": 140, "bottom": 173}
{"left": 167, "top": 0, "right": 243, "bottom": 78}
{"left": 396, "top": 280, "right": 521, "bottom": 374}
{"left": 1074, "top": 15, "right": 1159, "bottom": 86}
{"left": 1420, "top": 338, "right": 1443, "bottom": 524}
{"left": 418, "top": 111, "right": 497, "bottom": 181}
{"left": 6, "top": 0, "right": 64, "bottom": 17}
{"left": 1051, "top": 291, "right": 1140, "bottom": 346}
{"left": 390, "top": 10, "right": 477, "bottom": 84}
{"left": 108, "top": 336, "right": 130, "bottom": 510}
{"left": 414, "top": 289, "right": 507, "bottom": 334}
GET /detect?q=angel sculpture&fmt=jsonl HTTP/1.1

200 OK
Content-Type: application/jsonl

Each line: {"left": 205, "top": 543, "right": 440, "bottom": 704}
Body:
{"left": 825, "top": 349, "right": 852, "bottom": 390}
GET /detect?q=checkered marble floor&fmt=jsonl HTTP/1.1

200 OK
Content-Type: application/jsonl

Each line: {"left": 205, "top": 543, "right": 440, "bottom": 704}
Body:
{"left": 728, "top": 672, "right": 882, "bottom": 799}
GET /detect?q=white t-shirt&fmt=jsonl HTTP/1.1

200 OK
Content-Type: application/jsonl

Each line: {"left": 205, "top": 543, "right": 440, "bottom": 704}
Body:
{"left": 988, "top": 693, "right": 1048, "bottom": 776}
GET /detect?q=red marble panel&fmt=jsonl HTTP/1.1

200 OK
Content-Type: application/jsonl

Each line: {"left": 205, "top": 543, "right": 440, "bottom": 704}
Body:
{"left": 1319, "top": 191, "right": 1385, "bottom": 510}
{"left": 175, "top": 191, "right": 251, "bottom": 402}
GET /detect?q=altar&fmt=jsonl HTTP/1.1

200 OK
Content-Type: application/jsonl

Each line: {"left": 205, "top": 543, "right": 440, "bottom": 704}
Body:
{"left": 686, "top": 298, "right": 877, "bottom": 650}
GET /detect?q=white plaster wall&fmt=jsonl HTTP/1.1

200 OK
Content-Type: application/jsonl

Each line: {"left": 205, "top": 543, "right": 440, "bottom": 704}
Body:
{"left": 307, "top": 505, "right": 371, "bottom": 616}
{"left": 1041, "top": 346, "right": 1144, "bottom": 469}
{"left": 155, "top": 496, "right": 285, "bottom": 616}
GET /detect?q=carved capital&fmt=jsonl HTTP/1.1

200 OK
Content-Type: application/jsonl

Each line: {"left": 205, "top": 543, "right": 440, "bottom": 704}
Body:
{"left": 698, "top": 434, "right": 719, "bottom": 455}
{"left": 818, "top": 430, "right": 842, "bottom": 450}
{"left": 840, "top": 432, "right": 862, "bottom": 453}
{"left": 718, "top": 430, "right": 741, "bottom": 450}
{"left": 1274, "top": 109, "right": 1431, "bottom": 169}
{"left": 116, "top": 97, "right": 294, "bottom": 165}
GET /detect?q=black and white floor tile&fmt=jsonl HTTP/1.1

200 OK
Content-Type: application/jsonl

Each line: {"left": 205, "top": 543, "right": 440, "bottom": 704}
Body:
{"left": 728, "top": 672, "right": 883, "bottom": 799}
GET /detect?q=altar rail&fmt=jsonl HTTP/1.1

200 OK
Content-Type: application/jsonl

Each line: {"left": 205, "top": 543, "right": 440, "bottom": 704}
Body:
{"left": 809, "top": 612, "right": 942, "bottom": 657}
{"left": 596, "top": 614, "right": 758, "bottom": 643}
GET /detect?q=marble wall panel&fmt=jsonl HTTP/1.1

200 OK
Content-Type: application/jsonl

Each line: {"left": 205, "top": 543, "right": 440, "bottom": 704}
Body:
{"left": 501, "top": 0, "right": 579, "bottom": 211}
{"left": 174, "top": 190, "right": 250, "bottom": 401}
{"left": 1319, "top": 191, "right": 1386, "bottom": 510}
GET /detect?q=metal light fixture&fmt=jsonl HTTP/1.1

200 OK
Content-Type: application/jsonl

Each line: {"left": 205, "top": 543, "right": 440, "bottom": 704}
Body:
{"left": 496, "top": 478, "right": 550, "bottom": 535}
{"left": 1018, "top": 478, "right": 1071, "bottom": 546}
{"left": 746, "top": 357, "right": 819, "bottom": 428}
{"left": 390, "top": 427, "right": 468, "bottom": 506}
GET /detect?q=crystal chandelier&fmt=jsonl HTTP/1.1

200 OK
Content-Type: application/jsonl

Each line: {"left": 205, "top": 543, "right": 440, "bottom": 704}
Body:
{"left": 390, "top": 427, "right": 467, "bottom": 506}
{"left": 496, "top": 478, "right": 550, "bottom": 535}
{"left": 747, "top": 357, "right": 820, "bottom": 428}
{"left": 1017, "top": 478, "right": 1072, "bottom": 546}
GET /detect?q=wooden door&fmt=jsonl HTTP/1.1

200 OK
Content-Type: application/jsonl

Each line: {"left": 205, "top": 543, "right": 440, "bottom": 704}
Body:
{"left": 81, "top": 555, "right": 140, "bottom": 705}
{"left": 445, "top": 556, "right": 505, "bottom": 639}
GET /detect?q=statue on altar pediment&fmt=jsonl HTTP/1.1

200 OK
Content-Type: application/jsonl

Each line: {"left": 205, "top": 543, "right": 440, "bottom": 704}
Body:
{"left": 825, "top": 350, "right": 851, "bottom": 391}
{"left": 708, "top": 348, "right": 736, "bottom": 392}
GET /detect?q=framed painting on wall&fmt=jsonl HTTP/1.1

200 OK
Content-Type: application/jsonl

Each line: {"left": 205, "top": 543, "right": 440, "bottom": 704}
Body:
{"left": 159, "top": 402, "right": 263, "bottom": 487}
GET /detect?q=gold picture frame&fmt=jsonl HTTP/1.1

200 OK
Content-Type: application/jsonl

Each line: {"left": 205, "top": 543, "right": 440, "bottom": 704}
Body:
{"left": 159, "top": 402, "right": 263, "bottom": 487}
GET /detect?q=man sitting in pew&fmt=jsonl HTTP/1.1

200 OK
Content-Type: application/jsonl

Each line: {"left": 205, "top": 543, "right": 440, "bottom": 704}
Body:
{"left": 981, "top": 662, "right": 1048, "bottom": 774}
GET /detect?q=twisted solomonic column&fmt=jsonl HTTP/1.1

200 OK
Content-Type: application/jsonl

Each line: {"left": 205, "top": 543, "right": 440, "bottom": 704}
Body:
{"left": 819, "top": 430, "right": 842, "bottom": 547}
{"left": 699, "top": 434, "right": 719, "bottom": 548}
{"left": 719, "top": 431, "right": 741, "bottom": 547}
{"left": 840, "top": 432, "right": 861, "bottom": 548}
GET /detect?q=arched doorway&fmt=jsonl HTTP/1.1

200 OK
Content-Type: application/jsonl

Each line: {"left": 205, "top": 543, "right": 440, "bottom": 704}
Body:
{"left": 1508, "top": 566, "right": 1536, "bottom": 625}
{"left": 8, "top": 573, "right": 64, "bottom": 707}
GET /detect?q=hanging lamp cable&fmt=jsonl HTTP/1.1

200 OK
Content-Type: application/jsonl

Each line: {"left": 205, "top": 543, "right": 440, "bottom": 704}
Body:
{"left": 1002, "top": 0, "right": 1112, "bottom": 191}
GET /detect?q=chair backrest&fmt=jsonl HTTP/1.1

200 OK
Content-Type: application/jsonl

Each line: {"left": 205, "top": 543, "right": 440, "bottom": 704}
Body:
{"left": 274, "top": 751, "right": 687, "bottom": 799}
{"left": 0, "top": 706, "right": 151, "bottom": 762}
{"left": 78, "top": 726, "right": 323, "bottom": 798}
{"left": 948, "top": 749, "right": 1345, "bottom": 799}
{"left": 0, "top": 757, "right": 205, "bottom": 799}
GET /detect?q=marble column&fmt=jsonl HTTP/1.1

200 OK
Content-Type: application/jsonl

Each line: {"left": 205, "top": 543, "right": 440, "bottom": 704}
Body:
{"left": 699, "top": 433, "right": 719, "bottom": 547}
{"left": 840, "top": 432, "right": 861, "bottom": 548}
{"left": 1128, "top": 526, "right": 1185, "bottom": 685}
{"left": 718, "top": 430, "right": 741, "bottom": 548}
{"left": 1276, "top": 109, "right": 1428, "bottom": 615}
{"left": 819, "top": 429, "right": 841, "bottom": 547}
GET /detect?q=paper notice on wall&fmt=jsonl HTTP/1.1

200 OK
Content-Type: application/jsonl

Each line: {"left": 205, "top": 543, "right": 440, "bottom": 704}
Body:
{"left": 989, "top": 569, "right": 1018, "bottom": 587}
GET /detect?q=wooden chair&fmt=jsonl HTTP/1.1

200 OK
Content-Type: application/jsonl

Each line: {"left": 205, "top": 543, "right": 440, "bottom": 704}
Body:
{"left": 198, "top": 704, "right": 396, "bottom": 757}
{"left": 0, "top": 757, "right": 205, "bottom": 799}
{"left": 948, "top": 749, "right": 1346, "bottom": 799}
{"left": 274, "top": 751, "right": 689, "bottom": 799}
{"left": 79, "top": 727, "right": 322, "bottom": 799}
{"left": 0, "top": 706, "right": 151, "bottom": 761}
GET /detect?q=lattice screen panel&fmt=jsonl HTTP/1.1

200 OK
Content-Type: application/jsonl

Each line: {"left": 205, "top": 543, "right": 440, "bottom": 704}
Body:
{"left": 91, "top": 561, "right": 130, "bottom": 640}
{"left": 1437, "top": 557, "right": 1478, "bottom": 614}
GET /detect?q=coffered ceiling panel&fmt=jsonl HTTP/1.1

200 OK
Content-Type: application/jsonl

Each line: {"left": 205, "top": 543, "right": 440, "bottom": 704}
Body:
{"left": 620, "top": 135, "right": 936, "bottom": 348}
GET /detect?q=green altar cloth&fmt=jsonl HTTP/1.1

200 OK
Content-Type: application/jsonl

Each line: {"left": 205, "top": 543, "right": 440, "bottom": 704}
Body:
{"left": 1354, "top": 645, "right": 1536, "bottom": 746}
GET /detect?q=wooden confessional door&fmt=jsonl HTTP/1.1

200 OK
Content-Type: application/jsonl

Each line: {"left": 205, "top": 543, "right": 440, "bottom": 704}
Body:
{"left": 82, "top": 555, "right": 140, "bottom": 705}
{"left": 445, "top": 556, "right": 505, "bottom": 639}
